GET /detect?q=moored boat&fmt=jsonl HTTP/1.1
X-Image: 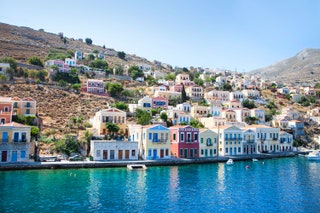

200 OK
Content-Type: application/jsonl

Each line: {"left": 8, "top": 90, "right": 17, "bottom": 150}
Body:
{"left": 226, "top": 159, "right": 234, "bottom": 165}
{"left": 306, "top": 151, "right": 320, "bottom": 161}
{"left": 252, "top": 158, "right": 259, "bottom": 162}
{"left": 127, "top": 164, "right": 147, "bottom": 170}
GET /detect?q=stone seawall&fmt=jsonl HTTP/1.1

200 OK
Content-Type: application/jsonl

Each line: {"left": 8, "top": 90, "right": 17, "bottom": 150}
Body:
{"left": 0, "top": 152, "right": 298, "bottom": 171}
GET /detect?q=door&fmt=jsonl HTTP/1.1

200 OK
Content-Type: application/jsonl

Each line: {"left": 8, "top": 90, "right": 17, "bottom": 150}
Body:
{"left": 184, "top": 149, "right": 188, "bottom": 158}
{"left": 125, "top": 150, "right": 129, "bottom": 159}
{"left": 118, "top": 150, "right": 123, "bottom": 160}
{"left": 11, "top": 151, "right": 17, "bottom": 162}
{"left": 230, "top": 148, "right": 233, "bottom": 155}
{"left": 153, "top": 149, "right": 157, "bottom": 159}
{"left": 160, "top": 149, "right": 164, "bottom": 158}
{"left": 190, "top": 149, "right": 194, "bottom": 158}
{"left": 103, "top": 150, "right": 108, "bottom": 160}
{"left": 2, "top": 132, "right": 8, "bottom": 142}
{"left": 1, "top": 151, "right": 7, "bottom": 162}
{"left": 205, "top": 149, "right": 208, "bottom": 157}
{"left": 210, "top": 149, "right": 213, "bottom": 157}
{"left": 234, "top": 147, "right": 237, "bottom": 155}
{"left": 153, "top": 133, "right": 158, "bottom": 142}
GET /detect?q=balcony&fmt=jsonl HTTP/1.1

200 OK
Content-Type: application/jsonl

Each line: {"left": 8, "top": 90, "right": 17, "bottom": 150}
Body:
{"left": 246, "top": 140, "right": 255, "bottom": 143}
{"left": 185, "top": 139, "right": 194, "bottom": 143}
{"left": 206, "top": 141, "right": 213, "bottom": 146}
{"left": 152, "top": 139, "right": 168, "bottom": 143}
{"left": 224, "top": 138, "right": 242, "bottom": 141}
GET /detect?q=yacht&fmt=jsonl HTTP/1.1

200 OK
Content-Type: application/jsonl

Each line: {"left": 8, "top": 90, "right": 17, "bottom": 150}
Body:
{"left": 127, "top": 164, "right": 147, "bottom": 170}
{"left": 226, "top": 159, "right": 234, "bottom": 165}
{"left": 306, "top": 151, "right": 320, "bottom": 161}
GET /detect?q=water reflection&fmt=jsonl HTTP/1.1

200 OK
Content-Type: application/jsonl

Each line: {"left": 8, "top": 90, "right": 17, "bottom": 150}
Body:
{"left": 168, "top": 166, "right": 180, "bottom": 203}
{"left": 217, "top": 163, "right": 226, "bottom": 191}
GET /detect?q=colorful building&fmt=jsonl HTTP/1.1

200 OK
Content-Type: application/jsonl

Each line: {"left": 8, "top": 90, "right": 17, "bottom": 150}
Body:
{"left": 0, "top": 122, "right": 31, "bottom": 162}
{"left": 199, "top": 129, "right": 218, "bottom": 157}
{"left": 169, "top": 125, "right": 199, "bottom": 158}
{"left": 0, "top": 97, "right": 13, "bottom": 124}
{"left": 141, "top": 124, "right": 171, "bottom": 160}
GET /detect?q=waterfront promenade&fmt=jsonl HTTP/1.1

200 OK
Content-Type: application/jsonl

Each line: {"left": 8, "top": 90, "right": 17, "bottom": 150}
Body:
{"left": 0, "top": 152, "right": 300, "bottom": 171}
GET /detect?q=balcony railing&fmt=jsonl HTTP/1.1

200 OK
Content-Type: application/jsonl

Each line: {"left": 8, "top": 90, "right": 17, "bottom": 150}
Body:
{"left": 185, "top": 139, "right": 194, "bottom": 143}
{"left": 13, "top": 139, "right": 27, "bottom": 143}
{"left": 246, "top": 139, "right": 255, "bottom": 143}
{"left": 224, "top": 138, "right": 242, "bottom": 141}
{"left": 1, "top": 139, "right": 8, "bottom": 143}
{"left": 152, "top": 139, "right": 168, "bottom": 143}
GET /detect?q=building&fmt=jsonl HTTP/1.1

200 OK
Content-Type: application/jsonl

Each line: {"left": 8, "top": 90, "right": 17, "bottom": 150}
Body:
{"left": 12, "top": 97, "right": 37, "bottom": 116}
{"left": 288, "top": 120, "right": 305, "bottom": 139}
{"left": 85, "top": 79, "right": 106, "bottom": 95}
{"left": 279, "top": 131, "right": 293, "bottom": 151}
{"left": 251, "top": 108, "right": 265, "bottom": 124}
{"left": 185, "top": 85, "right": 204, "bottom": 100}
{"left": 91, "top": 108, "right": 126, "bottom": 135}
{"left": 175, "top": 102, "right": 191, "bottom": 113}
{"left": 0, "top": 63, "right": 10, "bottom": 77}
{"left": 169, "top": 125, "right": 199, "bottom": 158}
{"left": 167, "top": 109, "right": 191, "bottom": 125}
{"left": 0, "top": 97, "right": 13, "bottom": 124}
{"left": 45, "top": 59, "right": 70, "bottom": 73}
{"left": 199, "top": 129, "right": 218, "bottom": 157}
{"left": 242, "top": 129, "right": 257, "bottom": 155}
{"left": 137, "top": 96, "right": 153, "bottom": 112}
{"left": 198, "top": 117, "right": 226, "bottom": 128}
{"left": 152, "top": 96, "right": 168, "bottom": 109}
{"left": 65, "top": 58, "right": 77, "bottom": 67}
{"left": 140, "top": 124, "right": 171, "bottom": 160}
{"left": 212, "top": 125, "right": 243, "bottom": 156}
{"left": 90, "top": 140, "right": 138, "bottom": 161}
{"left": 190, "top": 105, "right": 209, "bottom": 118}
{"left": 0, "top": 122, "right": 31, "bottom": 162}
{"left": 175, "top": 73, "right": 190, "bottom": 85}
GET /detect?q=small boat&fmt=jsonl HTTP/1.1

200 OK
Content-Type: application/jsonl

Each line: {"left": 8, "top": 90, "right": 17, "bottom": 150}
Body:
{"left": 252, "top": 158, "right": 259, "bottom": 162}
{"left": 226, "top": 159, "right": 234, "bottom": 165}
{"left": 127, "top": 164, "right": 147, "bottom": 170}
{"left": 306, "top": 151, "right": 320, "bottom": 161}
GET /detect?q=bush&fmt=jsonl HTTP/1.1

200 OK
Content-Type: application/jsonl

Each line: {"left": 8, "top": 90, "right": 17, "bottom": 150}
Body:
{"left": 27, "top": 56, "right": 44, "bottom": 67}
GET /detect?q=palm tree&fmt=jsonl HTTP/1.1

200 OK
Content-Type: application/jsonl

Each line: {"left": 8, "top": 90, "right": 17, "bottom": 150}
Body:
{"left": 105, "top": 122, "right": 120, "bottom": 139}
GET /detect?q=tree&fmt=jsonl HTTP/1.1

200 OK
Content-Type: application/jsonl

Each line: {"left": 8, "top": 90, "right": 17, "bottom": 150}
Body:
{"left": 105, "top": 82, "right": 123, "bottom": 97}
{"left": 135, "top": 109, "right": 151, "bottom": 125}
{"left": 181, "top": 84, "right": 187, "bottom": 103}
{"left": 54, "top": 135, "right": 80, "bottom": 156}
{"left": 0, "top": 74, "right": 7, "bottom": 82}
{"left": 87, "top": 54, "right": 95, "bottom": 61}
{"left": 89, "top": 59, "right": 108, "bottom": 70}
{"left": 242, "top": 99, "right": 256, "bottom": 109}
{"left": 128, "top": 65, "right": 144, "bottom": 80}
{"left": 85, "top": 38, "right": 93, "bottom": 45}
{"left": 31, "top": 126, "right": 40, "bottom": 140}
{"left": 160, "top": 112, "right": 168, "bottom": 122}
{"left": 72, "top": 83, "right": 81, "bottom": 92}
{"left": 194, "top": 78, "right": 204, "bottom": 86}
{"left": 189, "top": 119, "right": 204, "bottom": 128}
{"left": 0, "top": 57, "right": 17, "bottom": 71}
{"left": 27, "top": 56, "right": 44, "bottom": 67}
{"left": 245, "top": 116, "right": 259, "bottom": 125}
{"left": 63, "top": 37, "right": 67, "bottom": 44}
{"left": 222, "top": 82, "right": 232, "bottom": 91}
{"left": 111, "top": 102, "right": 128, "bottom": 111}
{"left": 93, "top": 49, "right": 99, "bottom": 54}
{"left": 150, "top": 108, "right": 158, "bottom": 116}
{"left": 37, "top": 70, "right": 48, "bottom": 81}
{"left": 117, "top": 51, "right": 126, "bottom": 59}
{"left": 105, "top": 122, "right": 120, "bottom": 138}
{"left": 165, "top": 73, "right": 175, "bottom": 81}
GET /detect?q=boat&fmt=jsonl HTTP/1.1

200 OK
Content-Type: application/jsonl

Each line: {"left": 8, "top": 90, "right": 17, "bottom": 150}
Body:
{"left": 226, "top": 159, "right": 234, "bottom": 165}
{"left": 127, "top": 164, "right": 147, "bottom": 170}
{"left": 306, "top": 151, "right": 320, "bottom": 161}
{"left": 252, "top": 158, "right": 259, "bottom": 162}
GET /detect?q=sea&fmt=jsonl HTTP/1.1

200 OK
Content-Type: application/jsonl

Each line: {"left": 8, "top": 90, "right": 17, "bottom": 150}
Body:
{"left": 0, "top": 157, "right": 319, "bottom": 213}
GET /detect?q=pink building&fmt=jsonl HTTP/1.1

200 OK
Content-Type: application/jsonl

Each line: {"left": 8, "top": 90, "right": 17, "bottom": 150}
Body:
{"left": 152, "top": 96, "right": 168, "bottom": 109}
{"left": 170, "top": 83, "right": 184, "bottom": 92}
{"left": 170, "top": 125, "right": 199, "bottom": 158}
{"left": 45, "top": 59, "right": 70, "bottom": 73}
{"left": 86, "top": 79, "right": 106, "bottom": 95}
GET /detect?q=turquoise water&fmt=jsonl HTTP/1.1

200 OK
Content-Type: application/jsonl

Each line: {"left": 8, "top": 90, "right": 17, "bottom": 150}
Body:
{"left": 0, "top": 157, "right": 320, "bottom": 213}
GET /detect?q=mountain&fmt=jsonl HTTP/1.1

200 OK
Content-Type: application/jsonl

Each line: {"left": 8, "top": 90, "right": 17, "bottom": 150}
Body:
{"left": 0, "top": 22, "right": 169, "bottom": 70}
{"left": 250, "top": 49, "right": 320, "bottom": 85}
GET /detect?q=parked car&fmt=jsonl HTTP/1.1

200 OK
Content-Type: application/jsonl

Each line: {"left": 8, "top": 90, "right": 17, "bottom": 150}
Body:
{"left": 68, "top": 155, "right": 85, "bottom": 161}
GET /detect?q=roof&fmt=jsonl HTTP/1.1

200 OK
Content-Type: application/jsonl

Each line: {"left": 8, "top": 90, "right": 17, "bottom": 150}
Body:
{"left": 1, "top": 122, "right": 29, "bottom": 127}
{"left": 0, "top": 97, "right": 12, "bottom": 102}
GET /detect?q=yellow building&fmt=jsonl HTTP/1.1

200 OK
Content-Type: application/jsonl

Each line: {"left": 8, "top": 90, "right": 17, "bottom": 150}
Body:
{"left": 0, "top": 122, "right": 31, "bottom": 162}
{"left": 199, "top": 129, "right": 218, "bottom": 157}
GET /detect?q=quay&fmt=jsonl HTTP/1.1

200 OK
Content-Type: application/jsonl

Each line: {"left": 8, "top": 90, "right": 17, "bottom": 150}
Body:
{"left": 0, "top": 152, "right": 302, "bottom": 171}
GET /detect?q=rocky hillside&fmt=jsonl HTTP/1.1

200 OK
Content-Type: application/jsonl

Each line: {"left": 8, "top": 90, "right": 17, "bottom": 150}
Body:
{"left": 0, "top": 22, "right": 168, "bottom": 69}
{"left": 250, "top": 49, "right": 320, "bottom": 85}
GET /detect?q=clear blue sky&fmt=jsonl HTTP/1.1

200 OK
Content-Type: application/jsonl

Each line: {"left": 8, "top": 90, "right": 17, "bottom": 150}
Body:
{"left": 2, "top": 0, "right": 320, "bottom": 71}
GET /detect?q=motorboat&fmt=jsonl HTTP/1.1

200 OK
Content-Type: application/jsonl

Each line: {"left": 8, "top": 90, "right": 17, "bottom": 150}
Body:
{"left": 306, "top": 151, "right": 320, "bottom": 161}
{"left": 252, "top": 158, "right": 259, "bottom": 162}
{"left": 127, "top": 164, "right": 147, "bottom": 170}
{"left": 226, "top": 159, "right": 234, "bottom": 165}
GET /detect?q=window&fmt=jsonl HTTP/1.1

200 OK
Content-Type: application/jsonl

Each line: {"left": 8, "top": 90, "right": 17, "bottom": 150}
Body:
{"left": 22, "top": 132, "right": 27, "bottom": 142}
{"left": 238, "top": 147, "right": 241, "bottom": 153}
{"left": 132, "top": 150, "right": 136, "bottom": 156}
{"left": 173, "top": 134, "right": 176, "bottom": 140}
{"left": 194, "top": 149, "right": 197, "bottom": 155}
{"left": 165, "top": 149, "right": 169, "bottom": 156}
{"left": 201, "top": 138, "right": 203, "bottom": 143}
{"left": 180, "top": 133, "right": 184, "bottom": 141}
{"left": 225, "top": 148, "right": 228, "bottom": 153}
{"left": 96, "top": 150, "right": 101, "bottom": 157}
{"left": 194, "top": 133, "right": 198, "bottom": 141}
{"left": 21, "top": 151, "right": 26, "bottom": 158}
{"left": 110, "top": 150, "right": 115, "bottom": 159}
{"left": 180, "top": 149, "right": 183, "bottom": 156}
{"left": 149, "top": 133, "right": 152, "bottom": 140}
{"left": 201, "top": 149, "right": 204, "bottom": 155}
{"left": 148, "top": 149, "right": 152, "bottom": 156}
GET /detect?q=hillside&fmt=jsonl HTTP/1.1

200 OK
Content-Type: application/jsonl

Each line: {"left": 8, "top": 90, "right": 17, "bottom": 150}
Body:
{"left": 250, "top": 48, "right": 320, "bottom": 85}
{"left": 0, "top": 22, "right": 168, "bottom": 69}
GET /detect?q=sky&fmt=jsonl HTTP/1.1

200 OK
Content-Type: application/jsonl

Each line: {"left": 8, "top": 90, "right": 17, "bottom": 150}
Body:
{"left": 1, "top": 0, "right": 320, "bottom": 72}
